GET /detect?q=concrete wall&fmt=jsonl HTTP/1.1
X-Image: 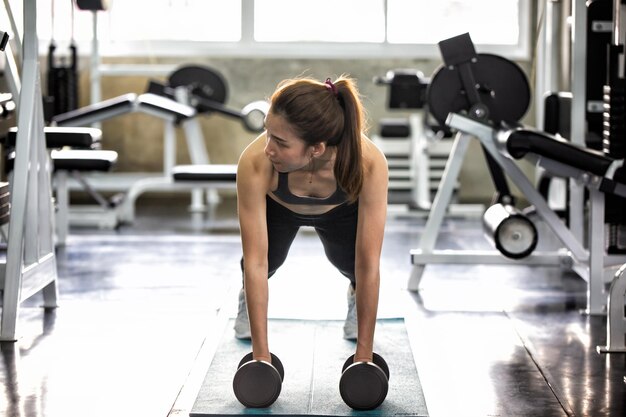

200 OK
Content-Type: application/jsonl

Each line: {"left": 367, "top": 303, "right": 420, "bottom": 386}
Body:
{"left": 77, "top": 56, "right": 535, "bottom": 204}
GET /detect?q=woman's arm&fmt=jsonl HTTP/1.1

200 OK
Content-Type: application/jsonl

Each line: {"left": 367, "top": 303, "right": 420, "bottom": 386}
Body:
{"left": 354, "top": 138, "right": 389, "bottom": 363}
{"left": 237, "top": 136, "right": 273, "bottom": 362}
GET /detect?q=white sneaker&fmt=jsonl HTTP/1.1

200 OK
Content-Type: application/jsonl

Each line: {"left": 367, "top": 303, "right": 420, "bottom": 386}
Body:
{"left": 234, "top": 288, "right": 251, "bottom": 339}
{"left": 343, "top": 285, "right": 357, "bottom": 340}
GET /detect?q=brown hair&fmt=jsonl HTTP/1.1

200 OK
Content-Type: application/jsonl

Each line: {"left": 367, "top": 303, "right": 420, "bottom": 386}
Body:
{"left": 269, "top": 75, "right": 366, "bottom": 202}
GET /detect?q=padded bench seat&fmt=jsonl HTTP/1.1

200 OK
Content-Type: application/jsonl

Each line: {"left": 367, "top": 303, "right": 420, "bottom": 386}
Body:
{"left": 504, "top": 129, "right": 617, "bottom": 177}
{"left": 172, "top": 164, "right": 237, "bottom": 182}
{"left": 50, "top": 150, "right": 118, "bottom": 172}
{"left": 6, "top": 126, "right": 102, "bottom": 149}
{"left": 379, "top": 118, "right": 411, "bottom": 138}
{"left": 5, "top": 149, "right": 118, "bottom": 173}
{"left": 501, "top": 128, "right": 625, "bottom": 196}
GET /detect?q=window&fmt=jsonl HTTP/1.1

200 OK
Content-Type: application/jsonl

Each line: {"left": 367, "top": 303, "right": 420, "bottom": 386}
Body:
{"left": 387, "top": 0, "right": 520, "bottom": 45}
{"left": 33, "top": 0, "right": 240, "bottom": 43}
{"left": 254, "top": 0, "right": 385, "bottom": 43}
{"left": 28, "top": 0, "right": 529, "bottom": 59}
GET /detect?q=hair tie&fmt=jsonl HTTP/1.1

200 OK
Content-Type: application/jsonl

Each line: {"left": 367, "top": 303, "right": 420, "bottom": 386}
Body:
{"left": 325, "top": 78, "right": 338, "bottom": 97}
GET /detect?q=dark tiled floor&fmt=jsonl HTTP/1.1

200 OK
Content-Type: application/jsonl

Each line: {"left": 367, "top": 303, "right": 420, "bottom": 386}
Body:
{"left": 1, "top": 197, "right": 626, "bottom": 417}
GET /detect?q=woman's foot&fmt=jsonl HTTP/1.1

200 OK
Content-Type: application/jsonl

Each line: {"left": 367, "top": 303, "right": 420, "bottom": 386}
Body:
{"left": 343, "top": 285, "right": 357, "bottom": 340}
{"left": 234, "top": 288, "right": 251, "bottom": 339}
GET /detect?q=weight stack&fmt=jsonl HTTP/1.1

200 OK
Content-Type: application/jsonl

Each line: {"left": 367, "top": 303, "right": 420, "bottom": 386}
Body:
{"left": 47, "top": 43, "right": 79, "bottom": 118}
{"left": 602, "top": 75, "right": 626, "bottom": 254}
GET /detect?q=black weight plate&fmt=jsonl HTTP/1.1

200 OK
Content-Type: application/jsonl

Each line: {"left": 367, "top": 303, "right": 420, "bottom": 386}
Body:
{"left": 339, "top": 362, "right": 389, "bottom": 411}
{"left": 427, "top": 53, "right": 530, "bottom": 127}
{"left": 233, "top": 361, "right": 282, "bottom": 408}
{"left": 168, "top": 65, "right": 228, "bottom": 105}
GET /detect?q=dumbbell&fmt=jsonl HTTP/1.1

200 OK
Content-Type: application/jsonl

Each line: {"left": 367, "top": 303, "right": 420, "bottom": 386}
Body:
{"left": 339, "top": 352, "right": 389, "bottom": 410}
{"left": 233, "top": 352, "right": 284, "bottom": 408}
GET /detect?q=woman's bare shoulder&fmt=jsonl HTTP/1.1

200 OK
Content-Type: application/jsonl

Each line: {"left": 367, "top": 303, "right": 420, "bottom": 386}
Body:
{"left": 238, "top": 134, "right": 273, "bottom": 188}
{"left": 360, "top": 135, "right": 387, "bottom": 170}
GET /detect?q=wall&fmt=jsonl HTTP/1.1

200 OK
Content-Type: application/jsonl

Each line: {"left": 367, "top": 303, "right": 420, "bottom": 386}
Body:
{"left": 77, "top": 55, "right": 535, "bottom": 205}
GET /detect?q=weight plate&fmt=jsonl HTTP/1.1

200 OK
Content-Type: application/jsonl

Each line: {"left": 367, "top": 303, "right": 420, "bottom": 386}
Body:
{"left": 339, "top": 362, "right": 388, "bottom": 411}
{"left": 427, "top": 53, "right": 530, "bottom": 128}
{"left": 496, "top": 215, "right": 538, "bottom": 259}
{"left": 233, "top": 360, "right": 282, "bottom": 408}
{"left": 241, "top": 100, "right": 270, "bottom": 133}
{"left": 168, "top": 65, "right": 228, "bottom": 106}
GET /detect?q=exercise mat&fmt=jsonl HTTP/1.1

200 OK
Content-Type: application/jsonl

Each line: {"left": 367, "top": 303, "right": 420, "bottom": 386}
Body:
{"left": 190, "top": 318, "right": 428, "bottom": 416}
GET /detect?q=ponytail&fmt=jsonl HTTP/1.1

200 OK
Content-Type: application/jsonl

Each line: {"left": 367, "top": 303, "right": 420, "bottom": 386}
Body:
{"left": 332, "top": 77, "right": 365, "bottom": 202}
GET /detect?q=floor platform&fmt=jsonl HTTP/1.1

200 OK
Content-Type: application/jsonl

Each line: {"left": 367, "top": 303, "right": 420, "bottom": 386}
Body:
{"left": 190, "top": 319, "right": 428, "bottom": 417}
{"left": 1, "top": 198, "right": 626, "bottom": 417}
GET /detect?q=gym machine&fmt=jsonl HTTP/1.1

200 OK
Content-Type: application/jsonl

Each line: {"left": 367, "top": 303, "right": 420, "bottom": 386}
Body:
{"left": 593, "top": 0, "right": 626, "bottom": 354}
{"left": 0, "top": 1, "right": 59, "bottom": 341}
{"left": 51, "top": 64, "right": 268, "bottom": 226}
{"left": 373, "top": 69, "right": 484, "bottom": 216}
{"left": 408, "top": 33, "right": 626, "bottom": 321}
{"left": 45, "top": 0, "right": 79, "bottom": 121}
{"left": 4, "top": 125, "right": 116, "bottom": 245}
{"left": 372, "top": 69, "right": 434, "bottom": 209}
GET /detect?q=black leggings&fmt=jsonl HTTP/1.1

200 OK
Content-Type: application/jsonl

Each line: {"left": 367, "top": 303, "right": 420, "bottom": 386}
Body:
{"left": 241, "top": 195, "right": 358, "bottom": 287}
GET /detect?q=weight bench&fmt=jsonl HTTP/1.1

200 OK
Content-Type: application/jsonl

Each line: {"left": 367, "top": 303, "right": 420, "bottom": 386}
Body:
{"left": 5, "top": 126, "right": 119, "bottom": 245}
{"left": 52, "top": 149, "right": 119, "bottom": 244}
{"left": 52, "top": 92, "right": 225, "bottom": 224}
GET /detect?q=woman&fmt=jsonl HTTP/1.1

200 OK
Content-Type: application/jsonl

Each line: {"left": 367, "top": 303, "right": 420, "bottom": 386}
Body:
{"left": 235, "top": 75, "right": 388, "bottom": 365}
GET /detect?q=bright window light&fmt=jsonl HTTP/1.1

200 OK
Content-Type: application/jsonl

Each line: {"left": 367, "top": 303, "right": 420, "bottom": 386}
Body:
{"left": 27, "top": 0, "right": 528, "bottom": 58}
{"left": 254, "top": 0, "right": 385, "bottom": 42}
{"left": 35, "top": 0, "right": 241, "bottom": 42}
{"left": 387, "top": 0, "right": 520, "bottom": 45}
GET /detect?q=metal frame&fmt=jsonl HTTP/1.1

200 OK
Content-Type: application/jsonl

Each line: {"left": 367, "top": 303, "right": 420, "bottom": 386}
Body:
{"left": 409, "top": 114, "right": 626, "bottom": 315}
{"left": 598, "top": 263, "right": 626, "bottom": 353}
{"left": 1, "top": 0, "right": 59, "bottom": 342}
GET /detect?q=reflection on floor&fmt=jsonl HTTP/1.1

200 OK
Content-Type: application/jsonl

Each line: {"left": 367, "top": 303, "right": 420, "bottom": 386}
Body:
{"left": 1, "top": 197, "right": 625, "bottom": 417}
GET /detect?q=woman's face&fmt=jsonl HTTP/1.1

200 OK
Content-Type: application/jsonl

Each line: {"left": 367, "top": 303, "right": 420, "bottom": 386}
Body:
{"left": 263, "top": 112, "right": 311, "bottom": 172}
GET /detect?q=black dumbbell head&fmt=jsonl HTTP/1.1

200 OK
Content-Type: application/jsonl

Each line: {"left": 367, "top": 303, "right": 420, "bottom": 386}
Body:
{"left": 233, "top": 353, "right": 283, "bottom": 408}
{"left": 340, "top": 360, "right": 389, "bottom": 411}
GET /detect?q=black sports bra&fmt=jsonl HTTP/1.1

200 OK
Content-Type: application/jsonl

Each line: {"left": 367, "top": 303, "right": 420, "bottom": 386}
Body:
{"left": 271, "top": 171, "right": 348, "bottom": 205}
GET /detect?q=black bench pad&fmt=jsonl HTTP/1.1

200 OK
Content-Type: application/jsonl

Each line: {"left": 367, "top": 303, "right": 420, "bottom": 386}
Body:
{"left": 379, "top": 118, "right": 411, "bottom": 138}
{"left": 6, "top": 126, "right": 102, "bottom": 149}
{"left": 505, "top": 129, "right": 616, "bottom": 177}
{"left": 172, "top": 164, "right": 237, "bottom": 182}
{"left": 50, "top": 150, "right": 118, "bottom": 172}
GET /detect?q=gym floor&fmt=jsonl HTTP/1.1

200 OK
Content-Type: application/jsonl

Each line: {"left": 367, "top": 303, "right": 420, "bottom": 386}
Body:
{"left": 1, "top": 197, "right": 625, "bottom": 417}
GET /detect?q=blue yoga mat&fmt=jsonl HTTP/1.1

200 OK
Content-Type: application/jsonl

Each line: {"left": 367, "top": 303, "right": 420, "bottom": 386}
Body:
{"left": 190, "top": 319, "right": 429, "bottom": 416}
